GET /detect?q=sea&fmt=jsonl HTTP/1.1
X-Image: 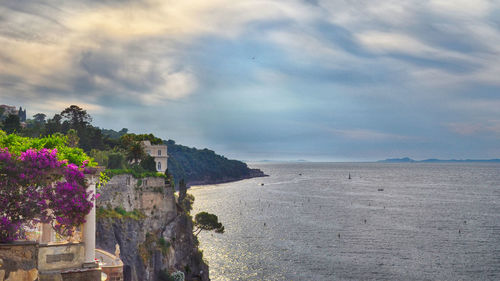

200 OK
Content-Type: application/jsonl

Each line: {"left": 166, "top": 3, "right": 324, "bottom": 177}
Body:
{"left": 189, "top": 162, "right": 500, "bottom": 281}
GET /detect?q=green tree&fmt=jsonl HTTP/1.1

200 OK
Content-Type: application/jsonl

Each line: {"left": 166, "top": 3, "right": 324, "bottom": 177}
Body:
{"left": 21, "top": 113, "right": 47, "bottom": 137}
{"left": 60, "top": 105, "right": 92, "bottom": 130}
{"left": 126, "top": 141, "right": 146, "bottom": 164}
{"left": 193, "top": 211, "right": 225, "bottom": 236}
{"left": 3, "top": 114, "right": 21, "bottom": 133}
{"left": 107, "top": 152, "right": 126, "bottom": 169}
{"left": 140, "top": 155, "right": 157, "bottom": 172}
{"left": 178, "top": 178, "right": 187, "bottom": 202}
{"left": 33, "top": 113, "right": 47, "bottom": 124}
{"left": 179, "top": 193, "right": 194, "bottom": 214}
{"left": 45, "top": 114, "right": 62, "bottom": 135}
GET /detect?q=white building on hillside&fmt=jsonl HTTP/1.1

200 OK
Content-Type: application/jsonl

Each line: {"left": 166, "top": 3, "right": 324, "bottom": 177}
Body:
{"left": 142, "top": 140, "right": 168, "bottom": 173}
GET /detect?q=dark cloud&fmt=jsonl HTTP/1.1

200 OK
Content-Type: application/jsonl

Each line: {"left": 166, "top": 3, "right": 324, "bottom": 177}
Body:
{"left": 1, "top": 0, "right": 500, "bottom": 160}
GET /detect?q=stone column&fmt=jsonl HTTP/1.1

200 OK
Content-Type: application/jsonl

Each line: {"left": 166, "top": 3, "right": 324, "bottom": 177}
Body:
{"left": 40, "top": 223, "right": 52, "bottom": 243}
{"left": 83, "top": 175, "right": 97, "bottom": 263}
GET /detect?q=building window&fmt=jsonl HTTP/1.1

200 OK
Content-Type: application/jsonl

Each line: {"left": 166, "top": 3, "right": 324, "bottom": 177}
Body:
{"left": 157, "top": 161, "right": 161, "bottom": 171}
{"left": 158, "top": 149, "right": 161, "bottom": 156}
{"left": 126, "top": 177, "right": 131, "bottom": 186}
{"left": 146, "top": 150, "right": 151, "bottom": 155}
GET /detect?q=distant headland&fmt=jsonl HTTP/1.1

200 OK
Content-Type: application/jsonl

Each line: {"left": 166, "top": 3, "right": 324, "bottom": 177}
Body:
{"left": 378, "top": 157, "right": 500, "bottom": 163}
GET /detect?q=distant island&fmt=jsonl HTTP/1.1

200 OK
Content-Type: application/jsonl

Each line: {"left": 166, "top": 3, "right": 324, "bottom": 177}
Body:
{"left": 378, "top": 157, "right": 500, "bottom": 163}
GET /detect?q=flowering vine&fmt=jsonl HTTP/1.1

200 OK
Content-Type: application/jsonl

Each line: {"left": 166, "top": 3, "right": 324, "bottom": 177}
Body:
{"left": 0, "top": 147, "right": 95, "bottom": 242}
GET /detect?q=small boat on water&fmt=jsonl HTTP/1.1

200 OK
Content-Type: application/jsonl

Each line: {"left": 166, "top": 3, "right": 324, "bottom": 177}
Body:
{"left": 348, "top": 173, "right": 352, "bottom": 180}
{"left": 378, "top": 188, "right": 384, "bottom": 191}
{"left": 260, "top": 183, "right": 264, "bottom": 186}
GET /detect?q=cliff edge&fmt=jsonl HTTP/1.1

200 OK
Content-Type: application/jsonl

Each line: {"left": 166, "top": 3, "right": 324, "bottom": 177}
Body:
{"left": 96, "top": 174, "right": 209, "bottom": 281}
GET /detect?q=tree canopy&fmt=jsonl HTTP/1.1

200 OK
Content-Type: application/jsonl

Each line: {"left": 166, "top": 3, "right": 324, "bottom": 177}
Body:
{"left": 193, "top": 211, "right": 225, "bottom": 236}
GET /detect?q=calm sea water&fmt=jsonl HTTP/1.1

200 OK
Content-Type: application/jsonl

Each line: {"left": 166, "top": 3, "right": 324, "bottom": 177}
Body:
{"left": 190, "top": 163, "right": 500, "bottom": 281}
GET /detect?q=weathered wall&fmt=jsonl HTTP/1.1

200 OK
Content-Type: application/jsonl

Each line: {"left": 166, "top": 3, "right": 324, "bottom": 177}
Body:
{"left": 0, "top": 242, "right": 102, "bottom": 281}
{"left": 0, "top": 242, "right": 38, "bottom": 281}
{"left": 38, "top": 243, "right": 84, "bottom": 272}
{"left": 98, "top": 175, "right": 177, "bottom": 232}
{"left": 60, "top": 269, "right": 101, "bottom": 281}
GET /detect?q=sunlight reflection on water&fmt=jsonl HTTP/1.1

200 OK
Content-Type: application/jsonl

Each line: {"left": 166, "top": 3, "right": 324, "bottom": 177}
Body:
{"left": 191, "top": 163, "right": 500, "bottom": 281}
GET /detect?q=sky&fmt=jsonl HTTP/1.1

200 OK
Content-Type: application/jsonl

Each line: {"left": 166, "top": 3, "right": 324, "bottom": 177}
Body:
{"left": 1, "top": 0, "right": 500, "bottom": 161}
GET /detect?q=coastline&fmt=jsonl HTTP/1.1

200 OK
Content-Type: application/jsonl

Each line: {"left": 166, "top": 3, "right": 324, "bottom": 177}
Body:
{"left": 186, "top": 168, "right": 268, "bottom": 187}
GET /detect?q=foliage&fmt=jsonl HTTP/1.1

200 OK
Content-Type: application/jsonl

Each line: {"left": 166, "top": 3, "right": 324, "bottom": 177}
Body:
{"left": 0, "top": 147, "right": 95, "bottom": 242}
{"left": 126, "top": 141, "right": 146, "bottom": 164}
{"left": 165, "top": 139, "right": 258, "bottom": 186}
{"left": 44, "top": 114, "right": 62, "bottom": 135}
{"left": 90, "top": 149, "right": 126, "bottom": 169}
{"left": 140, "top": 155, "right": 157, "bottom": 172}
{"left": 178, "top": 178, "right": 187, "bottom": 203}
{"left": 60, "top": 105, "right": 92, "bottom": 129}
{"left": 2, "top": 114, "right": 21, "bottom": 134}
{"left": 193, "top": 211, "right": 224, "bottom": 236}
{"left": 66, "top": 129, "right": 80, "bottom": 147}
{"left": 164, "top": 169, "right": 175, "bottom": 191}
{"left": 96, "top": 207, "right": 145, "bottom": 220}
{"left": 90, "top": 149, "right": 109, "bottom": 167}
{"left": 179, "top": 193, "right": 195, "bottom": 214}
{"left": 158, "top": 236, "right": 171, "bottom": 255}
{"left": 139, "top": 232, "right": 172, "bottom": 267}
{"left": 101, "top": 128, "right": 128, "bottom": 139}
{"left": 33, "top": 113, "right": 46, "bottom": 124}
{"left": 159, "top": 270, "right": 185, "bottom": 281}
{"left": 104, "top": 168, "right": 166, "bottom": 179}
{"left": 0, "top": 130, "right": 95, "bottom": 166}
{"left": 120, "top": 133, "right": 163, "bottom": 146}
{"left": 107, "top": 152, "right": 126, "bottom": 169}
{"left": 10, "top": 104, "right": 262, "bottom": 189}
{"left": 170, "top": 271, "right": 185, "bottom": 281}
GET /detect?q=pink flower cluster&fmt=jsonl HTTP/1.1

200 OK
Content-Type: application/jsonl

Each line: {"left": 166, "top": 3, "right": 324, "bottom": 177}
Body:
{"left": 0, "top": 148, "right": 94, "bottom": 242}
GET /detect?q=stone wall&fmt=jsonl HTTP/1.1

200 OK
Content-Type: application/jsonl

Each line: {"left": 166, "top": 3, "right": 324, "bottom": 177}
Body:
{"left": 97, "top": 175, "right": 177, "bottom": 231}
{"left": 0, "top": 242, "right": 38, "bottom": 281}
{"left": 60, "top": 269, "right": 101, "bottom": 281}
{"left": 0, "top": 242, "right": 101, "bottom": 281}
{"left": 37, "top": 243, "right": 84, "bottom": 272}
{"left": 101, "top": 266, "right": 123, "bottom": 281}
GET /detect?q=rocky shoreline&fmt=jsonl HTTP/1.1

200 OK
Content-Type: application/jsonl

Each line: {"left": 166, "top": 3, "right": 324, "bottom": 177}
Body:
{"left": 185, "top": 168, "right": 268, "bottom": 187}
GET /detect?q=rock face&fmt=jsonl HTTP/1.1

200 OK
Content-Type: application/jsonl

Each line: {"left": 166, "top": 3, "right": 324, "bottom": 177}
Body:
{"left": 96, "top": 175, "right": 209, "bottom": 281}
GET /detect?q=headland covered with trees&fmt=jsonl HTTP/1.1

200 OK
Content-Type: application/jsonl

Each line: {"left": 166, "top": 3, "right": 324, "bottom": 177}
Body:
{"left": 0, "top": 104, "right": 263, "bottom": 280}
{"left": 0, "top": 104, "right": 266, "bottom": 187}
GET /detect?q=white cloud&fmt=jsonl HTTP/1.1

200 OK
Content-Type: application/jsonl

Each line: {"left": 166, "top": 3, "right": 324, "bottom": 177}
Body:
{"left": 427, "top": 0, "right": 492, "bottom": 18}
{"left": 0, "top": 0, "right": 316, "bottom": 105}
{"left": 141, "top": 71, "right": 198, "bottom": 104}
{"left": 30, "top": 99, "right": 104, "bottom": 116}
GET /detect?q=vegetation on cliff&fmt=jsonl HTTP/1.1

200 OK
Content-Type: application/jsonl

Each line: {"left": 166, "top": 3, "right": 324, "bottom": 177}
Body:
{"left": 165, "top": 139, "right": 265, "bottom": 186}
{"left": 3, "top": 104, "right": 265, "bottom": 187}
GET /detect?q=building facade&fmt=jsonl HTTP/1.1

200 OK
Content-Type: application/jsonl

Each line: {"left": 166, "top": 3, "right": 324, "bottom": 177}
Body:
{"left": 141, "top": 141, "right": 168, "bottom": 173}
{"left": 0, "top": 105, "right": 26, "bottom": 122}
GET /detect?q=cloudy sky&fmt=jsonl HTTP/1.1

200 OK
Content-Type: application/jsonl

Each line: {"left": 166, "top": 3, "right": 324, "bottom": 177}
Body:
{"left": 1, "top": 0, "right": 500, "bottom": 161}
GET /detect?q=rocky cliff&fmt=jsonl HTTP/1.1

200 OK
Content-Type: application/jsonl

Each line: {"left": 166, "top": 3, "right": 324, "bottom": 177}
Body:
{"left": 95, "top": 174, "right": 209, "bottom": 281}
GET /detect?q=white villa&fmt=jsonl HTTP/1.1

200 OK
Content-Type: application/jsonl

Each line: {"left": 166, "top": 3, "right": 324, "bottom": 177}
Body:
{"left": 141, "top": 141, "right": 168, "bottom": 173}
